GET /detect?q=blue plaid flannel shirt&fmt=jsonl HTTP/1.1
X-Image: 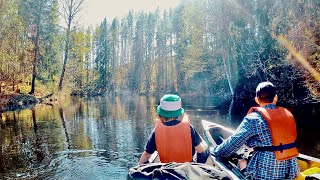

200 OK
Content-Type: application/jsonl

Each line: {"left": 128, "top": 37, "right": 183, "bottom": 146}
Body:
{"left": 213, "top": 104, "right": 300, "bottom": 179}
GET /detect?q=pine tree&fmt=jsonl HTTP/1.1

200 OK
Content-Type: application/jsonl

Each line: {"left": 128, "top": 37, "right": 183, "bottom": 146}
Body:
{"left": 95, "top": 18, "right": 110, "bottom": 93}
{"left": 19, "top": 0, "right": 60, "bottom": 94}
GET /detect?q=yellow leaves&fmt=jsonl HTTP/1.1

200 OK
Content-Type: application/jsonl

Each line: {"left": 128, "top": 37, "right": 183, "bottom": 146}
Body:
{"left": 180, "top": 1, "right": 206, "bottom": 81}
{"left": 182, "top": 0, "right": 205, "bottom": 39}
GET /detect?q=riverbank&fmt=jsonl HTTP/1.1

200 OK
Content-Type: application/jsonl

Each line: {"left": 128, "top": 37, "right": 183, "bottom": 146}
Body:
{"left": 0, "top": 93, "right": 38, "bottom": 112}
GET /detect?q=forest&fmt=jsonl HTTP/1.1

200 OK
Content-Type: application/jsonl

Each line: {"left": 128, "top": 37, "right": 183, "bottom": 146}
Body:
{"left": 0, "top": 0, "right": 319, "bottom": 109}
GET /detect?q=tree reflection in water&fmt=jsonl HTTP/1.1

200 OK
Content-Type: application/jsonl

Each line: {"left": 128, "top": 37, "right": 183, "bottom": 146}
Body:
{"left": 0, "top": 95, "right": 319, "bottom": 179}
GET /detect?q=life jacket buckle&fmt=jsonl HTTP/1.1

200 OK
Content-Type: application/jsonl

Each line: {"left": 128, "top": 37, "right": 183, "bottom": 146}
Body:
{"left": 279, "top": 143, "right": 283, "bottom": 153}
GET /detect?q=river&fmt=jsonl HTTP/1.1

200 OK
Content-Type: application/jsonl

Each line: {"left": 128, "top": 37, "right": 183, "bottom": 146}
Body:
{"left": 0, "top": 95, "right": 319, "bottom": 179}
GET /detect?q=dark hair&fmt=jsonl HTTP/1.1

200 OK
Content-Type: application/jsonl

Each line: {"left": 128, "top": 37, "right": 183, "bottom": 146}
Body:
{"left": 256, "top": 82, "right": 277, "bottom": 103}
{"left": 159, "top": 115, "right": 178, "bottom": 122}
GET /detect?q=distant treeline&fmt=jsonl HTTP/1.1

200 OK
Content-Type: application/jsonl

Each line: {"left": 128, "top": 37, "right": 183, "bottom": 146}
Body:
{"left": 0, "top": 0, "right": 319, "bottom": 105}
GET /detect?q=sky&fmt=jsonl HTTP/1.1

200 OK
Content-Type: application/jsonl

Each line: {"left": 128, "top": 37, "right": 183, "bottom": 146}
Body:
{"left": 81, "top": 0, "right": 181, "bottom": 27}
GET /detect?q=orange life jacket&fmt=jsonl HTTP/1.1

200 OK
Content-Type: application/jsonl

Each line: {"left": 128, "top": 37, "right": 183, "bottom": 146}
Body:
{"left": 155, "top": 115, "right": 193, "bottom": 163}
{"left": 247, "top": 106, "right": 299, "bottom": 161}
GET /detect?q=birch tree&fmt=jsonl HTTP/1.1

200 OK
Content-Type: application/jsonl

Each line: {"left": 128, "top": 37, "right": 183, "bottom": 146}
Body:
{"left": 58, "top": 0, "right": 84, "bottom": 91}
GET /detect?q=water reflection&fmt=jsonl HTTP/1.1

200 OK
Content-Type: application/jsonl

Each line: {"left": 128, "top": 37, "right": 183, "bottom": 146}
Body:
{"left": 0, "top": 96, "right": 160, "bottom": 179}
{"left": 0, "top": 95, "right": 319, "bottom": 179}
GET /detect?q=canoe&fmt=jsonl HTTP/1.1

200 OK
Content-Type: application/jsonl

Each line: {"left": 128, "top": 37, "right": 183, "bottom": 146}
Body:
{"left": 138, "top": 129, "right": 245, "bottom": 180}
{"left": 127, "top": 132, "right": 236, "bottom": 179}
{"left": 202, "top": 120, "right": 320, "bottom": 180}
{"left": 202, "top": 120, "right": 247, "bottom": 180}
{"left": 127, "top": 150, "right": 232, "bottom": 180}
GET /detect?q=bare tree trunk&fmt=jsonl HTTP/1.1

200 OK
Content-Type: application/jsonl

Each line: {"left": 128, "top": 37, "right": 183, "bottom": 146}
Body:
{"left": 223, "top": 53, "right": 234, "bottom": 96}
{"left": 170, "top": 33, "right": 174, "bottom": 91}
{"left": 29, "top": 2, "right": 43, "bottom": 95}
{"left": 29, "top": 32, "right": 39, "bottom": 94}
{"left": 58, "top": 20, "right": 71, "bottom": 91}
{"left": 58, "top": 0, "right": 84, "bottom": 91}
{"left": 164, "top": 35, "right": 168, "bottom": 90}
{"left": 220, "top": 1, "right": 234, "bottom": 96}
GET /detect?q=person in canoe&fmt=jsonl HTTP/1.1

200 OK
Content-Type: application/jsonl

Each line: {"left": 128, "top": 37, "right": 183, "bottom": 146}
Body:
{"left": 212, "top": 82, "right": 300, "bottom": 179}
{"left": 138, "top": 94, "right": 209, "bottom": 164}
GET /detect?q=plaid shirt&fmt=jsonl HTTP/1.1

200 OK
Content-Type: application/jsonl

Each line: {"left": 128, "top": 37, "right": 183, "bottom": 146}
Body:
{"left": 213, "top": 104, "right": 300, "bottom": 179}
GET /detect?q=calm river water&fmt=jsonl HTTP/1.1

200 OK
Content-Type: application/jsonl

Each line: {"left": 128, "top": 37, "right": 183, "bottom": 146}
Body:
{"left": 0, "top": 95, "right": 319, "bottom": 179}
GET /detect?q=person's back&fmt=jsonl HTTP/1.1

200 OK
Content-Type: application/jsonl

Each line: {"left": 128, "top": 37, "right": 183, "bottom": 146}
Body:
{"left": 244, "top": 104, "right": 299, "bottom": 179}
{"left": 155, "top": 115, "right": 193, "bottom": 163}
{"left": 213, "top": 82, "right": 300, "bottom": 179}
{"left": 138, "top": 94, "right": 208, "bottom": 164}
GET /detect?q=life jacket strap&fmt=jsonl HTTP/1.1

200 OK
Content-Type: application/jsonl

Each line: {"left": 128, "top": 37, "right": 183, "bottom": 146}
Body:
{"left": 254, "top": 142, "right": 297, "bottom": 153}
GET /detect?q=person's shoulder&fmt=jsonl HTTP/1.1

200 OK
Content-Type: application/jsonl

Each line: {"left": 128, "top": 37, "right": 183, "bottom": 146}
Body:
{"left": 245, "top": 111, "right": 263, "bottom": 121}
{"left": 246, "top": 111, "right": 261, "bottom": 118}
